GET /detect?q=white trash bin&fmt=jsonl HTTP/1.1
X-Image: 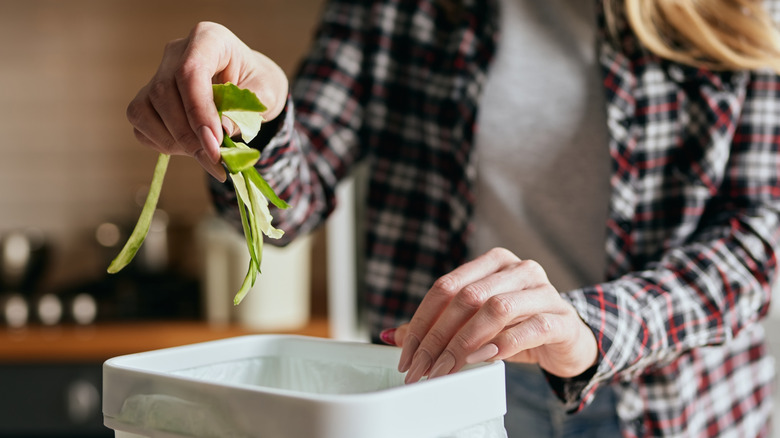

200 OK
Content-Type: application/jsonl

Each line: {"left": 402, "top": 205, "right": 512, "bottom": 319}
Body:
{"left": 103, "top": 335, "right": 506, "bottom": 438}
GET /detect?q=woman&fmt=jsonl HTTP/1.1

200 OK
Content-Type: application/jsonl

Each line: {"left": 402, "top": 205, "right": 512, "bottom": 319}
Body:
{"left": 126, "top": 0, "right": 780, "bottom": 436}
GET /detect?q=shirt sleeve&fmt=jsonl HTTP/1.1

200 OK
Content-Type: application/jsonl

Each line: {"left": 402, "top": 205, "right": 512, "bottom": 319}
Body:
{"left": 554, "top": 68, "right": 780, "bottom": 412}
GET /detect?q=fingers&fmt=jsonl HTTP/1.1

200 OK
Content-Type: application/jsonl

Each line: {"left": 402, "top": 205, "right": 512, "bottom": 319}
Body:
{"left": 133, "top": 75, "right": 198, "bottom": 156}
{"left": 126, "top": 22, "right": 240, "bottom": 180}
{"left": 126, "top": 21, "right": 290, "bottom": 184}
{"left": 400, "top": 248, "right": 558, "bottom": 383}
{"left": 128, "top": 86, "right": 227, "bottom": 181}
{"left": 398, "top": 248, "right": 520, "bottom": 374}
{"left": 493, "top": 309, "right": 598, "bottom": 378}
{"left": 490, "top": 314, "right": 560, "bottom": 359}
{"left": 151, "top": 67, "right": 228, "bottom": 181}
{"left": 425, "top": 286, "right": 557, "bottom": 380}
{"left": 193, "top": 148, "right": 227, "bottom": 182}
{"left": 127, "top": 91, "right": 176, "bottom": 154}
{"left": 176, "top": 22, "right": 232, "bottom": 163}
{"left": 403, "top": 268, "right": 530, "bottom": 383}
{"left": 386, "top": 248, "right": 596, "bottom": 382}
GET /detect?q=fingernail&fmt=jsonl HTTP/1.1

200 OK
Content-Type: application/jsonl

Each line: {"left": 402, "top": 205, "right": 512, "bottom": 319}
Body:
{"left": 398, "top": 335, "right": 419, "bottom": 373}
{"left": 195, "top": 150, "right": 227, "bottom": 182}
{"left": 466, "top": 343, "right": 499, "bottom": 364}
{"left": 199, "top": 126, "right": 221, "bottom": 163}
{"left": 428, "top": 354, "right": 455, "bottom": 379}
{"left": 213, "top": 164, "right": 227, "bottom": 182}
{"left": 380, "top": 328, "right": 397, "bottom": 345}
{"left": 405, "top": 353, "right": 431, "bottom": 384}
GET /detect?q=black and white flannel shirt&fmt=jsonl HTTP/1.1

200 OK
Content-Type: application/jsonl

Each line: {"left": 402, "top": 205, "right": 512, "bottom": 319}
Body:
{"left": 211, "top": 0, "right": 780, "bottom": 435}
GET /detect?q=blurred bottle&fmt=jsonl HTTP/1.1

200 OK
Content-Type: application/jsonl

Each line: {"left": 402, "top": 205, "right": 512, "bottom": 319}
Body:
{"left": 0, "top": 293, "right": 29, "bottom": 328}
{"left": 35, "top": 293, "right": 63, "bottom": 326}
{"left": 69, "top": 292, "right": 98, "bottom": 325}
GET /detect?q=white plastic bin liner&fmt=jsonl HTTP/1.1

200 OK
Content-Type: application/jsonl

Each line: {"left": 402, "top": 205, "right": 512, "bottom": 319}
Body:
{"left": 172, "top": 356, "right": 406, "bottom": 394}
{"left": 103, "top": 335, "right": 507, "bottom": 438}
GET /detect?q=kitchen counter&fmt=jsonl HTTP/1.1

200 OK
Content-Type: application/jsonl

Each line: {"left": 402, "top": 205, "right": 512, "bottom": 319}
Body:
{"left": 0, "top": 318, "right": 330, "bottom": 363}
{"left": 0, "top": 319, "right": 330, "bottom": 437}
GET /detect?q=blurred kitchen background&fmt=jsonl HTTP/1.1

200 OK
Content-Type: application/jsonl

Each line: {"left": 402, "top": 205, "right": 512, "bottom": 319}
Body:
{"left": 0, "top": 0, "right": 331, "bottom": 323}
{"left": 0, "top": 1, "right": 343, "bottom": 436}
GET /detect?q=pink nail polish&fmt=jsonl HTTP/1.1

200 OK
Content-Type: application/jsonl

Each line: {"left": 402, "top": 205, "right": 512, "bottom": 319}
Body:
{"left": 195, "top": 149, "right": 226, "bottom": 182}
{"left": 466, "top": 343, "right": 499, "bottom": 364}
{"left": 380, "top": 328, "right": 397, "bottom": 345}
{"left": 199, "top": 126, "right": 221, "bottom": 163}
{"left": 428, "top": 356, "right": 455, "bottom": 379}
{"left": 398, "top": 335, "right": 419, "bottom": 373}
{"left": 404, "top": 357, "right": 431, "bottom": 384}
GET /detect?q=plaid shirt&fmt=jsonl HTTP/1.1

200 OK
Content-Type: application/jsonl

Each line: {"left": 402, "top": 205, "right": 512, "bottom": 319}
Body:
{"left": 211, "top": 0, "right": 780, "bottom": 436}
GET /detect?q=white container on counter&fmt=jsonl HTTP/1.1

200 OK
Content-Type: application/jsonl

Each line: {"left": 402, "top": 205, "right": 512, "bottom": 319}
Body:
{"left": 103, "top": 335, "right": 507, "bottom": 438}
{"left": 196, "top": 215, "right": 312, "bottom": 331}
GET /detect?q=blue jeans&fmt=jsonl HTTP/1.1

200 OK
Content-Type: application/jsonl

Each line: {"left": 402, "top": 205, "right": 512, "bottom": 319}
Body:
{"left": 504, "top": 363, "right": 621, "bottom": 438}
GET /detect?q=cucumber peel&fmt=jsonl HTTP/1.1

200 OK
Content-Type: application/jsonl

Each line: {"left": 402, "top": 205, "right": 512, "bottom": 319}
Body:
{"left": 109, "top": 83, "right": 288, "bottom": 306}
{"left": 107, "top": 153, "right": 170, "bottom": 274}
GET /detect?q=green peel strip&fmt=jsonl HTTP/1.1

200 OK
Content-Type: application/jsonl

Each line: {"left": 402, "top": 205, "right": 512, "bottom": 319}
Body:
{"left": 107, "top": 153, "right": 170, "bottom": 274}
{"left": 108, "top": 82, "right": 289, "bottom": 307}
{"left": 220, "top": 147, "right": 260, "bottom": 173}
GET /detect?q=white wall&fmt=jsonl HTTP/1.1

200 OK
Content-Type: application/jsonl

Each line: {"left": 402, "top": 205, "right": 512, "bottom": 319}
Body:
{"left": 764, "top": 284, "right": 780, "bottom": 437}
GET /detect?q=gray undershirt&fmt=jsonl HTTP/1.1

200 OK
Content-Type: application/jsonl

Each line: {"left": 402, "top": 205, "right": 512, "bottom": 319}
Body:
{"left": 470, "top": 0, "right": 610, "bottom": 293}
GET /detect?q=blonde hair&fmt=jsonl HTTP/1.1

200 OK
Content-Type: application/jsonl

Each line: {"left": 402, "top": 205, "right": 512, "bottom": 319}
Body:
{"left": 607, "top": 0, "right": 780, "bottom": 73}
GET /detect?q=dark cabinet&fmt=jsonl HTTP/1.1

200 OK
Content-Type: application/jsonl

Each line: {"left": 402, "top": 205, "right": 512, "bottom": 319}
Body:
{"left": 0, "top": 362, "right": 111, "bottom": 437}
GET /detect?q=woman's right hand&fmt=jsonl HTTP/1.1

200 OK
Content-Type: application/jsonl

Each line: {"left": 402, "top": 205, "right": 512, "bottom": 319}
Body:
{"left": 126, "top": 21, "right": 289, "bottom": 181}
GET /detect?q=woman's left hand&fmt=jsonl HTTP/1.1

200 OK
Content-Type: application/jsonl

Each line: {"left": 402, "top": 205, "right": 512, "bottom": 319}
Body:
{"left": 387, "top": 248, "right": 598, "bottom": 383}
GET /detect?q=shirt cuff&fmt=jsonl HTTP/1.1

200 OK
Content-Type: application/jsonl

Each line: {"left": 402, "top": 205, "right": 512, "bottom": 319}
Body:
{"left": 247, "top": 95, "right": 290, "bottom": 151}
{"left": 542, "top": 363, "right": 599, "bottom": 413}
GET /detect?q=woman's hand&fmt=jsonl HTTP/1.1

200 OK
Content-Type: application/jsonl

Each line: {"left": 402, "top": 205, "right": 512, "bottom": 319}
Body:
{"left": 389, "top": 248, "right": 598, "bottom": 383}
{"left": 126, "top": 21, "right": 289, "bottom": 181}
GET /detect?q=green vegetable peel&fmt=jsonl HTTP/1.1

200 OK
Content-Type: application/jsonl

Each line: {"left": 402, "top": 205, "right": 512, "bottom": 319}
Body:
{"left": 108, "top": 83, "right": 289, "bottom": 305}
